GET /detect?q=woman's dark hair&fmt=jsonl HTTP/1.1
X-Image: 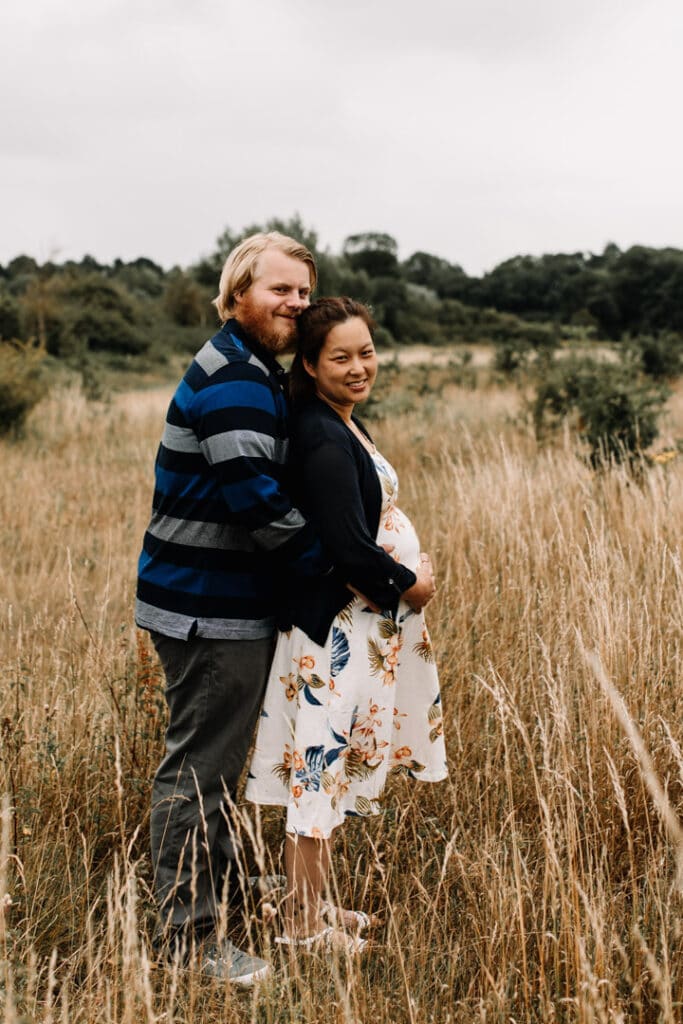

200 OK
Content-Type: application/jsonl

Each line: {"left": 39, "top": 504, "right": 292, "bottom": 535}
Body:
{"left": 289, "top": 297, "right": 376, "bottom": 407}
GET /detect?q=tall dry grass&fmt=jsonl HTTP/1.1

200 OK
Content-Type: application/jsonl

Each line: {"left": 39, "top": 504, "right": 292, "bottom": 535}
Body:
{"left": 2, "top": 376, "right": 683, "bottom": 1021}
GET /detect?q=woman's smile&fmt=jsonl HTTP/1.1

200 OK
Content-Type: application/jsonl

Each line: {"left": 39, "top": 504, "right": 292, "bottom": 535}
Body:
{"left": 304, "top": 317, "right": 378, "bottom": 416}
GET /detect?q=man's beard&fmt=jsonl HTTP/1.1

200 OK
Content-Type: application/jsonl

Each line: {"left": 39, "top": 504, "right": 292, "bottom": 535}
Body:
{"left": 236, "top": 300, "right": 297, "bottom": 354}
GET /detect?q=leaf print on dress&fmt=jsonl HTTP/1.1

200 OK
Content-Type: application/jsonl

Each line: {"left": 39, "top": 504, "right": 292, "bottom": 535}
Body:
{"left": 368, "top": 615, "right": 403, "bottom": 686}
{"left": 367, "top": 637, "right": 385, "bottom": 675}
{"left": 278, "top": 673, "right": 299, "bottom": 702}
{"left": 274, "top": 744, "right": 327, "bottom": 801}
{"left": 389, "top": 745, "right": 426, "bottom": 779}
{"left": 344, "top": 701, "right": 388, "bottom": 779}
{"left": 375, "top": 461, "right": 396, "bottom": 499}
{"left": 330, "top": 627, "right": 351, "bottom": 677}
{"left": 321, "top": 723, "right": 349, "bottom": 771}
{"left": 378, "top": 616, "right": 399, "bottom": 640}
{"left": 337, "top": 602, "right": 354, "bottom": 629}
{"left": 321, "top": 770, "right": 350, "bottom": 810}
{"left": 428, "top": 693, "right": 443, "bottom": 743}
{"left": 413, "top": 625, "right": 435, "bottom": 663}
{"left": 296, "top": 745, "right": 325, "bottom": 792}
{"left": 290, "top": 654, "right": 326, "bottom": 706}
{"left": 272, "top": 744, "right": 296, "bottom": 788}
{"left": 383, "top": 505, "right": 407, "bottom": 535}
{"left": 346, "top": 795, "right": 381, "bottom": 818}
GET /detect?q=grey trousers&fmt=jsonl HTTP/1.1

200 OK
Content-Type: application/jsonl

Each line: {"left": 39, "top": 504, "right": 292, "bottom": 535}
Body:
{"left": 149, "top": 631, "right": 273, "bottom": 934}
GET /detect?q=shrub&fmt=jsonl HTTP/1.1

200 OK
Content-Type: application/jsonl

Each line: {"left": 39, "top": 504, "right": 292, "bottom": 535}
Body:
{"left": 492, "top": 319, "right": 559, "bottom": 374}
{"left": 0, "top": 290, "right": 21, "bottom": 339}
{"left": 61, "top": 307, "right": 149, "bottom": 355}
{"left": 494, "top": 338, "right": 529, "bottom": 373}
{"left": 37, "top": 273, "right": 151, "bottom": 357}
{"left": 624, "top": 332, "right": 683, "bottom": 380}
{"left": 533, "top": 357, "right": 668, "bottom": 466}
{"left": 163, "top": 270, "right": 208, "bottom": 327}
{"left": 0, "top": 340, "right": 46, "bottom": 436}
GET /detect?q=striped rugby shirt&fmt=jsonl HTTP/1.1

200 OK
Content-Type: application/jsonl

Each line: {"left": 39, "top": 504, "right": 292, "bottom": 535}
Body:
{"left": 135, "top": 318, "right": 327, "bottom": 640}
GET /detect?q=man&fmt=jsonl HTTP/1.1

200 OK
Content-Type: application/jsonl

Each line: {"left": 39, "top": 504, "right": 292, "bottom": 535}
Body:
{"left": 135, "top": 231, "right": 328, "bottom": 986}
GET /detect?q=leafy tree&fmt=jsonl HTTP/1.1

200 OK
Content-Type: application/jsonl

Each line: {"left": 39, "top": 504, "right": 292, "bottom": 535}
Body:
{"left": 368, "top": 276, "right": 409, "bottom": 338}
{"left": 4, "top": 255, "right": 39, "bottom": 298}
{"left": 78, "top": 254, "right": 106, "bottom": 273}
{"left": 343, "top": 232, "right": 400, "bottom": 278}
{"left": 112, "top": 257, "right": 166, "bottom": 298}
{"left": 6, "top": 255, "right": 38, "bottom": 280}
{"left": 164, "top": 269, "right": 207, "bottom": 327}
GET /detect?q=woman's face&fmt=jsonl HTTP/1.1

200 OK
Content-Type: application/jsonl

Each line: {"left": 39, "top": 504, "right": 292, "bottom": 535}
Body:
{"left": 304, "top": 317, "right": 378, "bottom": 411}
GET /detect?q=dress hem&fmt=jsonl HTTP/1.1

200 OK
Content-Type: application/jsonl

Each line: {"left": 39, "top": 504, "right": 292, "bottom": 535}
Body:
{"left": 245, "top": 768, "right": 450, "bottom": 836}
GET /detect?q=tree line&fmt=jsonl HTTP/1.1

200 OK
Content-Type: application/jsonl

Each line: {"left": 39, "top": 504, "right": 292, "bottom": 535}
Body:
{"left": 1, "top": 215, "right": 682, "bottom": 365}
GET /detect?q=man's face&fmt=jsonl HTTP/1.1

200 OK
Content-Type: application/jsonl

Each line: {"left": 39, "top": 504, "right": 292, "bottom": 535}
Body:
{"left": 234, "top": 248, "right": 313, "bottom": 354}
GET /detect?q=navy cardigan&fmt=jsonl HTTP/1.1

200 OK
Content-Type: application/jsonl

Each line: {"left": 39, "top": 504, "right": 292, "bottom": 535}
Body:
{"left": 277, "top": 397, "right": 417, "bottom": 646}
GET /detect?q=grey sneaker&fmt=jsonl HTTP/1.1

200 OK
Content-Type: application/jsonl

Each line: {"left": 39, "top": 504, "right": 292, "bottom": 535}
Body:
{"left": 199, "top": 939, "right": 271, "bottom": 988}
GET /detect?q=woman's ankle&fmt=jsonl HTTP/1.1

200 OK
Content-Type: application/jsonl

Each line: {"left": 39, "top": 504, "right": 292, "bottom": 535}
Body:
{"left": 284, "top": 895, "right": 324, "bottom": 938}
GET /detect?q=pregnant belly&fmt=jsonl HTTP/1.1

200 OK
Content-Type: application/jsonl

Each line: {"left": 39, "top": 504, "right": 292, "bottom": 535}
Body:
{"left": 376, "top": 505, "right": 421, "bottom": 574}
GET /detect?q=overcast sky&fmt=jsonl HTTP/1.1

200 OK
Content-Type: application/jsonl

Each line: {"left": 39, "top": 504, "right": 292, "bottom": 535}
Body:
{"left": 1, "top": 0, "right": 682, "bottom": 276}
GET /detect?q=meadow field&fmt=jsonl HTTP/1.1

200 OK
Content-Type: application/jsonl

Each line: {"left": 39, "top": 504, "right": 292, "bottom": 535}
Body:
{"left": 2, "top": 367, "right": 683, "bottom": 1023}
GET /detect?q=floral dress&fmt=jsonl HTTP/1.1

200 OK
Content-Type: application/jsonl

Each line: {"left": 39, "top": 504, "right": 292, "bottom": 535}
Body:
{"left": 245, "top": 449, "right": 448, "bottom": 838}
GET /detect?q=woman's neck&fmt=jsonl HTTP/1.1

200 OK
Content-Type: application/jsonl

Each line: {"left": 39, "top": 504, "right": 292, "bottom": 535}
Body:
{"left": 315, "top": 391, "right": 375, "bottom": 453}
{"left": 315, "top": 391, "right": 355, "bottom": 424}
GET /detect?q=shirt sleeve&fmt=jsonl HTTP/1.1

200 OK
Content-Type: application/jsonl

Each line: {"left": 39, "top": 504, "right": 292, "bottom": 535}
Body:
{"left": 192, "top": 371, "right": 329, "bottom": 577}
{"left": 299, "top": 440, "right": 417, "bottom": 609}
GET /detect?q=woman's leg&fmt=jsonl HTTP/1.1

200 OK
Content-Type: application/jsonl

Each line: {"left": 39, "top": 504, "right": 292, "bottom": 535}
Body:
{"left": 284, "top": 833, "right": 331, "bottom": 938}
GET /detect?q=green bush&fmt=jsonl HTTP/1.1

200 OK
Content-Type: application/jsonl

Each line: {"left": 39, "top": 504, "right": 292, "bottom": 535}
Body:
{"left": 0, "top": 340, "right": 46, "bottom": 436}
{"left": 494, "top": 338, "right": 529, "bottom": 373}
{"left": 0, "top": 290, "right": 21, "bottom": 339}
{"left": 624, "top": 332, "right": 683, "bottom": 380}
{"left": 14, "top": 272, "right": 151, "bottom": 359}
{"left": 62, "top": 307, "right": 149, "bottom": 355}
{"left": 532, "top": 357, "right": 668, "bottom": 466}
{"left": 163, "top": 270, "right": 209, "bottom": 327}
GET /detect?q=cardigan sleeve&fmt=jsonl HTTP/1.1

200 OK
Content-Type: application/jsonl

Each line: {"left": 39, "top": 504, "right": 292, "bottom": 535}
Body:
{"left": 299, "top": 440, "right": 417, "bottom": 609}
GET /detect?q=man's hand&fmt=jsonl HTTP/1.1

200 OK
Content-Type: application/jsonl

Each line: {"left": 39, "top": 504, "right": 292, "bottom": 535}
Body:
{"left": 402, "top": 553, "right": 436, "bottom": 612}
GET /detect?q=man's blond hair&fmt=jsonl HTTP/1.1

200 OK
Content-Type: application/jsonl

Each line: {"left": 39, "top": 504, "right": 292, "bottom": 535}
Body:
{"left": 212, "top": 232, "right": 317, "bottom": 322}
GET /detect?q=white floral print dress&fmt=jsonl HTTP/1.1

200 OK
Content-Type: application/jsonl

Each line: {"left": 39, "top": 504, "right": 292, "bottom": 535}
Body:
{"left": 245, "top": 449, "right": 448, "bottom": 838}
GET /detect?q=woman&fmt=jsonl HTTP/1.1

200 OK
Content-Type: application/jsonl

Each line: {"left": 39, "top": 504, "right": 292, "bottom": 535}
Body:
{"left": 245, "top": 297, "right": 448, "bottom": 949}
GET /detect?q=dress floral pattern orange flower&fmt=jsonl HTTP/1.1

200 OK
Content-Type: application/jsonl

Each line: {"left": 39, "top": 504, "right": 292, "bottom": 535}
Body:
{"left": 245, "top": 450, "right": 448, "bottom": 838}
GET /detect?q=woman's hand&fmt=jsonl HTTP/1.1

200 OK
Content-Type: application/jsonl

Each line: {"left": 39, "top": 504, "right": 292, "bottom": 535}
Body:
{"left": 402, "top": 553, "right": 436, "bottom": 612}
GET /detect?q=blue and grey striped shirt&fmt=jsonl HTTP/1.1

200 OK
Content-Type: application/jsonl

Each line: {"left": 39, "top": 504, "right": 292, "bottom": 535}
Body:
{"left": 135, "top": 319, "right": 326, "bottom": 640}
